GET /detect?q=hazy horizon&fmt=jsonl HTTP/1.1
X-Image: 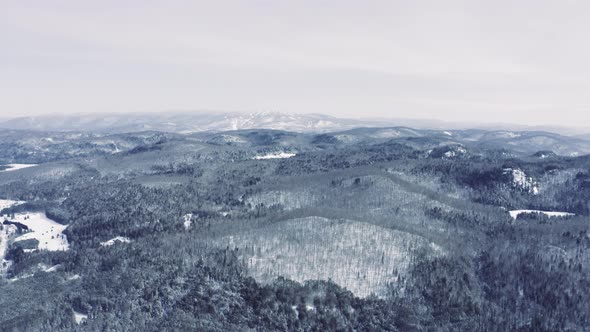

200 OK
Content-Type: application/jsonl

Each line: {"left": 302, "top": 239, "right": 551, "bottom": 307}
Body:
{"left": 2, "top": 1, "right": 590, "bottom": 127}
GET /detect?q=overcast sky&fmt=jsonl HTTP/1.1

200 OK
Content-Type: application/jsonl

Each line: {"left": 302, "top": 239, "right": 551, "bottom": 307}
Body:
{"left": 1, "top": 1, "right": 589, "bottom": 127}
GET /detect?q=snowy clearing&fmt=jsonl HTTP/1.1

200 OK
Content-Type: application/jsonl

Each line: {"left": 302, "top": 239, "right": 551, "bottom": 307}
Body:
{"left": 0, "top": 199, "right": 24, "bottom": 210}
{"left": 0, "top": 164, "right": 38, "bottom": 172}
{"left": 11, "top": 212, "right": 69, "bottom": 251}
{"left": 253, "top": 152, "right": 296, "bottom": 160}
{"left": 509, "top": 210, "right": 574, "bottom": 219}
{"left": 100, "top": 236, "right": 131, "bottom": 246}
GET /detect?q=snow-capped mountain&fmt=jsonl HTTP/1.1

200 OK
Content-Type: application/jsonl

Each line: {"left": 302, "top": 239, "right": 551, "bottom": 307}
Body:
{"left": 0, "top": 111, "right": 383, "bottom": 134}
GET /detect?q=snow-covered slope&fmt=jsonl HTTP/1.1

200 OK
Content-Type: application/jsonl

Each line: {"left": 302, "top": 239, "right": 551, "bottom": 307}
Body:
{"left": 253, "top": 152, "right": 297, "bottom": 160}
{"left": 0, "top": 112, "right": 383, "bottom": 134}
{"left": 0, "top": 164, "right": 38, "bottom": 172}
{"left": 504, "top": 168, "right": 539, "bottom": 194}
{"left": 509, "top": 210, "right": 574, "bottom": 219}
{"left": 12, "top": 212, "right": 69, "bottom": 251}
{"left": 0, "top": 199, "right": 24, "bottom": 210}
{"left": 220, "top": 216, "right": 441, "bottom": 298}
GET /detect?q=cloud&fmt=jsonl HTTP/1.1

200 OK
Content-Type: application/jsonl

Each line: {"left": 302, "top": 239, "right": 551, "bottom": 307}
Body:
{"left": 1, "top": 0, "right": 589, "bottom": 126}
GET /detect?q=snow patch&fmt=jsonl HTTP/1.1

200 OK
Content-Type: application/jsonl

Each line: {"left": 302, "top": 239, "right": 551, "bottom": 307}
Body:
{"left": 509, "top": 210, "right": 574, "bottom": 219}
{"left": 443, "top": 147, "right": 466, "bottom": 158}
{"left": 67, "top": 274, "right": 81, "bottom": 281}
{"left": 0, "top": 164, "right": 38, "bottom": 172}
{"left": 39, "top": 264, "right": 61, "bottom": 272}
{"left": 73, "top": 311, "right": 88, "bottom": 324}
{"left": 183, "top": 214, "right": 193, "bottom": 230}
{"left": 444, "top": 151, "right": 456, "bottom": 158}
{"left": 503, "top": 168, "right": 539, "bottom": 195}
{"left": 1, "top": 223, "right": 17, "bottom": 273}
{"left": 373, "top": 129, "right": 401, "bottom": 138}
{"left": 100, "top": 236, "right": 131, "bottom": 247}
{"left": 218, "top": 135, "right": 247, "bottom": 144}
{"left": 253, "top": 152, "right": 296, "bottom": 160}
{"left": 0, "top": 199, "right": 24, "bottom": 211}
{"left": 8, "top": 273, "right": 33, "bottom": 282}
{"left": 11, "top": 212, "right": 69, "bottom": 251}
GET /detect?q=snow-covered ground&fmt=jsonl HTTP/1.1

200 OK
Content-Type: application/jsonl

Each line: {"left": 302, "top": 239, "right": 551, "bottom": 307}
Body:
{"left": 0, "top": 164, "right": 38, "bottom": 172}
{"left": 0, "top": 199, "right": 24, "bottom": 210}
{"left": 100, "top": 236, "right": 131, "bottom": 246}
{"left": 443, "top": 146, "right": 467, "bottom": 158}
{"left": 1, "top": 200, "right": 69, "bottom": 277}
{"left": 253, "top": 152, "right": 296, "bottom": 160}
{"left": 221, "top": 216, "right": 441, "bottom": 298}
{"left": 1, "top": 199, "right": 25, "bottom": 272}
{"left": 509, "top": 209, "right": 574, "bottom": 219}
{"left": 183, "top": 213, "right": 193, "bottom": 230}
{"left": 504, "top": 168, "right": 539, "bottom": 195}
{"left": 39, "top": 263, "right": 61, "bottom": 272}
{"left": 73, "top": 311, "right": 88, "bottom": 324}
{"left": 12, "top": 212, "right": 69, "bottom": 251}
{"left": 1, "top": 222, "right": 17, "bottom": 273}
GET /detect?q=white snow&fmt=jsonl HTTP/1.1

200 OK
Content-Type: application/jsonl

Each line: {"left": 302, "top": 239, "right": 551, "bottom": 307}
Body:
{"left": 100, "top": 236, "right": 131, "bottom": 247}
{"left": 67, "top": 274, "right": 81, "bottom": 281}
{"left": 444, "top": 151, "right": 456, "bottom": 158}
{"left": 1, "top": 223, "right": 17, "bottom": 273}
{"left": 0, "top": 200, "right": 26, "bottom": 273}
{"left": 73, "top": 311, "right": 88, "bottom": 324}
{"left": 11, "top": 212, "right": 69, "bottom": 251}
{"left": 0, "top": 164, "right": 38, "bottom": 172}
{"left": 215, "top": 134, "right": 247, "bottom": 144}
{"left": 45, "top": 265, "right": 60, "bottom": 272}
{"left": 504, "top": 168, "right": 539, "bottom": 195}
{"left": 373, "top": 129, "right": 401, "bottom": 138}
{"left": 221, "top": 216, "right": 441, "bottom": 297}
{"left": 442, "top": 146, "right": 466, "bottom": 158}
{"left": 253, "top": 152, "right": 296, "bottom": 160}
{"left": 509, "top": 210, "right": 574, "bottom": 219}
{"left": 37, "top": 263, "right": 61, "bottom": 272}
{"left": 0, "top": 199, "right": 24, "bottom": 210}
{"left": 8, "top": 273, "right": 33, "bottom": 282}
{"left": 183, "top": 214, "right": 193, "bottom": 230}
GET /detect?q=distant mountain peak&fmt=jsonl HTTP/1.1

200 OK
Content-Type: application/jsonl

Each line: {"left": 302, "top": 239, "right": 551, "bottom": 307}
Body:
{"left": 0, "top": 111, "right": 381, "bottom": 134}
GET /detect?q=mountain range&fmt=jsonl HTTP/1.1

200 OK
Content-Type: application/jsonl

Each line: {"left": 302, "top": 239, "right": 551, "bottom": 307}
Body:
{"left": 2, "top": 111, "right": 589, "bottom": 136}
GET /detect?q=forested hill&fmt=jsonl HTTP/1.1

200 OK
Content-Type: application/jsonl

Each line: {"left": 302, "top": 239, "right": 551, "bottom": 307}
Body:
{"left": 0, "top": 126, "right": 590, "bottom": 331}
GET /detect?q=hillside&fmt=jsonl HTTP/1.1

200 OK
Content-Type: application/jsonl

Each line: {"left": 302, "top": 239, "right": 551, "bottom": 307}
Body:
{"left": 0, "top": 126, "right": 589, "bottom": 331}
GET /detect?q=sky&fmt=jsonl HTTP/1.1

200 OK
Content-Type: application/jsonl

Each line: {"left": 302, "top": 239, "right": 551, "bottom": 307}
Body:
{"left": 1, "top": 0, "right": 590, "bottom": 127}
